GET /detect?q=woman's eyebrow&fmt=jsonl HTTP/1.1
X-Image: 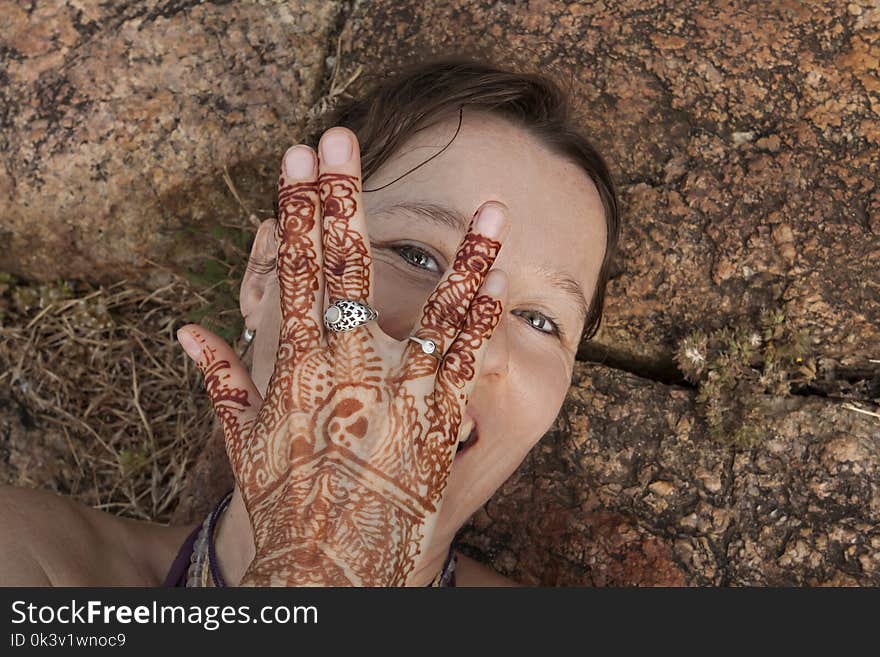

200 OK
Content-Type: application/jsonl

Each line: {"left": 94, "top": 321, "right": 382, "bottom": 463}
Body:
{"left": 545, "top": 271, "right": 589, "bottom": 326}
{"left": 374, "top": 200, "right": 589, "bottom": 326}
{"left": 372, "top": 200, "right": 471, "bottom": 234}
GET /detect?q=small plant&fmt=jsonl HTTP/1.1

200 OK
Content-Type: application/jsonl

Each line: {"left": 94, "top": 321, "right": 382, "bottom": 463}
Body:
{"left": 674, "top": 307, "right": 817, "bottom": 448}
{"left": 0, "top": 271, "right": 16, "bottom": 323}
{"left": 10, "top": 278, "right": 74, "bottom": 314}
{"left": 179, "top": 222, "right": 254, "bottom": 344}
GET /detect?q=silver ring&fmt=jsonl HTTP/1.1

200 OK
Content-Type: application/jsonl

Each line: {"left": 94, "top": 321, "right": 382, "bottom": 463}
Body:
{"left": 408, "top": 335, "right": 442, "bottom": 359}
{"left": 324, "top": 299, "right": 379, "bottom": 332}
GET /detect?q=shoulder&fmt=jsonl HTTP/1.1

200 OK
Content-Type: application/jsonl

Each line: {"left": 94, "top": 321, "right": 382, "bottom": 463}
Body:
{"left": 0, "top": 485, "right": 193, "bottom": 586}
{"left": 453, "top": 550, "right": 521, "bottom": 587}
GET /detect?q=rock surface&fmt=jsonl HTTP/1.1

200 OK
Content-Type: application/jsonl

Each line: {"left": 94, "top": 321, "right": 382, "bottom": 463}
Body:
{"left": 338, "top": 0, "right": 879, "bottom": 375}
{"left": 457, "top": 362, "right": 880, "bottom": 586}
{"left": 1, "top": 0, "right": 341, "bottom": 282}
{"left": 333, "top": 1, "right": 880, "bottom": 582}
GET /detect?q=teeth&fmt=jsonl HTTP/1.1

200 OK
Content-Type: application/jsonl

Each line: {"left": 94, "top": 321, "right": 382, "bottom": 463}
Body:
{"left": 458, "top": 425, "right": 475, "bottom": 444}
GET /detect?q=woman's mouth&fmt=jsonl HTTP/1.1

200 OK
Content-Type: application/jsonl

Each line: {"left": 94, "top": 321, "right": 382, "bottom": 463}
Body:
{"left": 455, "top": 425, "right": 478, "bottom": 456}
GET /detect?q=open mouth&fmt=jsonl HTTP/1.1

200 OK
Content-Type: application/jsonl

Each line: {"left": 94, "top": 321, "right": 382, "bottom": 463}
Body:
{"left": 455, "top": 425, "right": 478, "bottom": 455}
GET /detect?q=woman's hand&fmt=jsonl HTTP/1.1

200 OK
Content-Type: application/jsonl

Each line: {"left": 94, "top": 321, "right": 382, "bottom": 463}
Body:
{"left": 178, "top": 127, "right": 509, "bottom": 586}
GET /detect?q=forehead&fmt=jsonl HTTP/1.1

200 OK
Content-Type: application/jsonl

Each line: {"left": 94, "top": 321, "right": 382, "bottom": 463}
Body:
{"left": 362, "top": 110, "right": 607, "bottom": 297}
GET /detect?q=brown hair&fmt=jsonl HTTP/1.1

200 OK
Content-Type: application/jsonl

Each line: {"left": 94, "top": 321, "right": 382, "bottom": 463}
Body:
{"left": 287, "top": 55, "right": 620, "bottom": 343}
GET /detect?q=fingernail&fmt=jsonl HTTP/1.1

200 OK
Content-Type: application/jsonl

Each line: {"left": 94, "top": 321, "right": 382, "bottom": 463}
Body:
{"left": 177, "top": 328, "right": 202, "bottom": 362}
{"left": 320, "top": 130, "right": 352, "bottom": 166}
{"left": 483, "top": 270, "right": 507, "bottom": 297}
{"left": 475, "top": 203, "right": 506, "bottom": 239}
{"left": 284, "top": 145, "right": 316, "bottom": 179}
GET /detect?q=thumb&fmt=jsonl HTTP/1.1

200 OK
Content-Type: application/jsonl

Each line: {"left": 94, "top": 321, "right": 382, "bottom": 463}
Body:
{"left": 177, "top": 323, "right": 263, "bottom": 458}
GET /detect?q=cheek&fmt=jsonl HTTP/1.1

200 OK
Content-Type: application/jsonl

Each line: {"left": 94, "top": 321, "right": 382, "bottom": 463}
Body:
{"left": 372, "top": 262, "right": 436, "bottom": 341}
{"left": 504, "top": 347, "right": 570, "bottom": 458}
{"left": 438, "top": 346, "right": 571, "bottom": 530}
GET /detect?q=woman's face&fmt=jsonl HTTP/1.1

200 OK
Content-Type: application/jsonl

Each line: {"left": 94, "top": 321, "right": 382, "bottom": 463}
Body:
{"left": 243, "top": 109, "right": 607, "bottom": 549}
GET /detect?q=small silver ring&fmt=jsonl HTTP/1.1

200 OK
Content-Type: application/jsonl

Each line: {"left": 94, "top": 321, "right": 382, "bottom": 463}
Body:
{"left": 324, "top": 299, "right": 379, "bottom": 333}
{"left": 408, "top": 335, "right": 442, "bottom": 359}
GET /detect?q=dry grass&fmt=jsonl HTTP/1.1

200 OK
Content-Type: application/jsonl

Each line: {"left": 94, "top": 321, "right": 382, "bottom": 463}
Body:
{"left": 0, "top": 274, "right": 229, "bottom": 523}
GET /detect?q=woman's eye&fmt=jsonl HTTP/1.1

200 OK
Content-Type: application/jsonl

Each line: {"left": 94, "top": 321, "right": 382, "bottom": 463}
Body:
{"left": 393, "top": 244, "right": 442, "bottom": 274}
{"left": 515, "top": 309, "right": 562, "bottom": 337}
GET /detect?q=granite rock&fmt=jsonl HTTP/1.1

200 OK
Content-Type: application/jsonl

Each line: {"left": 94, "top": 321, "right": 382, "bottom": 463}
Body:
{"left": 0, "top": 0, "right": 341, "bottom": 281}
{"left": 457, "top": 361, "right": 880, "bottom": 586}
{"left": 334, "top": 1, "right": 879, "bottom": 583}
{"left": 338, "top": 0, "right": 879, "bottom": 376}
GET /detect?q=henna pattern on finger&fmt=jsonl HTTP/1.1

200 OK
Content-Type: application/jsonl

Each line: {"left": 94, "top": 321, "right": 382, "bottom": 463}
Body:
{"left": 189, "top": 329, "right": 257, "bottom": 465}
{"left": 437, "top": 293, "right": 503, "bottom": 394}
{"left": 319, "top": 172, "right": 372, "bottom": 304}
{"left": 276, "top": 174, "right": 322, "bottom": 353}
{"left": 417, "top": 293, "right": 504, "bottom": 495}
{"left": 402, "top": 221, "right": 502, "bottom": 381}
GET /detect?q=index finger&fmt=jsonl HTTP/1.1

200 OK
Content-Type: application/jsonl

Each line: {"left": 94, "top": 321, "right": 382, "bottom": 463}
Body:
{"left": 276, "top": 145, "right": 325, "bottom": 355}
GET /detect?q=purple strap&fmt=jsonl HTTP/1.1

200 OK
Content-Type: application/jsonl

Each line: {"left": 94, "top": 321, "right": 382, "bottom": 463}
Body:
{"left": 207, "top": 491, "right": 234, "bottom": 587}
{"left": 161, "top": 523, "right": 200, "bottom": 587}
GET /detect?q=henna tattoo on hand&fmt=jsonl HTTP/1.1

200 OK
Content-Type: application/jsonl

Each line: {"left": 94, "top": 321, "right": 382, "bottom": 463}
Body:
{"left": 196, "top": 337, "right": 257, "bottom": 449}
{"left": 196, "top": 148, "right": 505, "bottom": 587}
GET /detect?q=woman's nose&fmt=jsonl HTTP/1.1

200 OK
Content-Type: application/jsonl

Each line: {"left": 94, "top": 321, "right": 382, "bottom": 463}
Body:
{"left": 478, "top": 316, "right": 510, "bottom": 379}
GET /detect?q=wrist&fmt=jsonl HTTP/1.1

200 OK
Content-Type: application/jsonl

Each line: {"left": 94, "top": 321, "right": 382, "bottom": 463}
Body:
{"left": 212, "top": 487, "right": 256, "bottom": 587}
{"left": 406, "top": 543, "right": 454, "bottom": 587}
{"left": 214, "top": 488, "right": 456, "bottom": 587}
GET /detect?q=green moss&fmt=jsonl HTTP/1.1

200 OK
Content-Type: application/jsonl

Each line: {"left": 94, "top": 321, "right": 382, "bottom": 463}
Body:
{"left": 10, "top": 279, "right": 75, "bottom": 314}
{"left": 0, "top": 276, "right": 118, "bottom": 333}
{"left": 178, "top": 221, "right": 255, "bottom": 344}
{"left": 675, "top": 307, "right": 816, "bottom": 448}
{"left": 118, "top": 448, "right": 148, "bottom": 476}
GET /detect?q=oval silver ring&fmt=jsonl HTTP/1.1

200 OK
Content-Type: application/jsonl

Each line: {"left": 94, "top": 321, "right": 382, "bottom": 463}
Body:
{"left": 324, "top": 299, "right": 379, "bottom": 332}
